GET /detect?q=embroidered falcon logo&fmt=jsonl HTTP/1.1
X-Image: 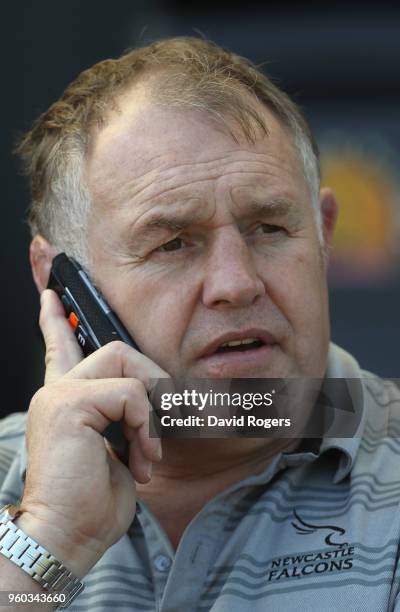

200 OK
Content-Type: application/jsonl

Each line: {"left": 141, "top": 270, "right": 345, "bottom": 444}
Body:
{"left": 291, "top": 510, "right": 348, "bottom": 548}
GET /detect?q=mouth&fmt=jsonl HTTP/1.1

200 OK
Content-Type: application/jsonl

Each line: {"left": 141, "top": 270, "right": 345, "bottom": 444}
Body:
{"left": 196, "top": 330, "right": 278, "bottom": 377}
{"left": 215, "top": 337, "right": 265, "bottom": 354}
{"left": 199, "top": 329, "right": 277, "bottom": 359}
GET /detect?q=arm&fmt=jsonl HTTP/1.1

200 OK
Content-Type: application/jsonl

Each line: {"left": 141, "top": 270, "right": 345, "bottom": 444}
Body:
{"left": 0, "top": 290, "right": 167, "bottom": 608}
{"left": 0, "top": 554, "right": 55, "bottom": 612}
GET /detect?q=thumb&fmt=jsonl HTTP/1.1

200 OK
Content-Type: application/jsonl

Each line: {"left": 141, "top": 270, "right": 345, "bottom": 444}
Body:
{"left": 39, "top": 289, "right": 83, "bottom": 384}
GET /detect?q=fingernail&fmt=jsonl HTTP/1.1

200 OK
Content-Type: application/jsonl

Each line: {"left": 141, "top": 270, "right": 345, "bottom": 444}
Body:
{"left": 147, "top": 463, "right": 153, "bottom": 479}
{"left": 156, "top": 441, "right": 163, "bottom": 460}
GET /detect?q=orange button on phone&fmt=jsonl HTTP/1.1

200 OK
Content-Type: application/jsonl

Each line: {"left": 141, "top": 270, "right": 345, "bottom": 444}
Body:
{"left": 68, "top": 312, "right": 79, "bottom": 330}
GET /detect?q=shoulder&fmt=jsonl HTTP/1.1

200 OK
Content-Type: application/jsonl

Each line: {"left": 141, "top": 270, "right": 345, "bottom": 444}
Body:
{"left": 356, "top": 371, "right": 400, "bottom": 477}
{"left": 0, "top": 412, "right": 27, "bottom": 489}
{"left": 362, "top": 371, "right": 400, "bottom": 430}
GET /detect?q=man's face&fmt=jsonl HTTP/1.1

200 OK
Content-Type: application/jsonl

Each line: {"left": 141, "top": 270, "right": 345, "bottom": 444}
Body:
{"left": 85, "top": 96, "right": 332, "bottom": 380}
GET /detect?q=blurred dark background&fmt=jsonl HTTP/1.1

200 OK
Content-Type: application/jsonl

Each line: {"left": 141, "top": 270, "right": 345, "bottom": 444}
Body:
{"left": 2, "top": 1, "right": 400, "bottom": 417}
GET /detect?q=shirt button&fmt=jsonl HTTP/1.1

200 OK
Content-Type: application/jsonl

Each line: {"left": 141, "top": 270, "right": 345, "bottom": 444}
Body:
{"left": 153, "top": 554, "right": 171, "bottom": 572}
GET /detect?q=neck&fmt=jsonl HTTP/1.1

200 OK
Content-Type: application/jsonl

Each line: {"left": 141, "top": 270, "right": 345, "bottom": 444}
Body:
{"left": 136, "top": 438, "right": 299, "bottom": 549}
{"left": 153, "top": 437, "right": 298, "bottom": 480}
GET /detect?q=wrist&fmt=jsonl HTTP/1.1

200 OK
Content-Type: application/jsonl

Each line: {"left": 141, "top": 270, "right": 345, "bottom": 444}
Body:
{"left": 15, "top": 510, "right": 103, "bottom": 579}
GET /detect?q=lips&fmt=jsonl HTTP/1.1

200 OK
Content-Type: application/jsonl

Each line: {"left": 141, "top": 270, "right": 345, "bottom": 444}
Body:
{"left": 199, "top": 329, "right": 278, "bottom": 359}
{"left": 216, "top": 337, "right": 264, "bottom": 353}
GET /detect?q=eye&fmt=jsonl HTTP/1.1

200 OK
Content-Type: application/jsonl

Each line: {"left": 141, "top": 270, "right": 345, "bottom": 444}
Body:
{"left": 158, "top": 237, "right": 185, "bottom": 252}
{"left": 256, "top": 223, "right": 285, "bottom": 234}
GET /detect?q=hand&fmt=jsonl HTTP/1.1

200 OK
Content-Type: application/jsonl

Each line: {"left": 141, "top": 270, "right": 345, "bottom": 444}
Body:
{"left": 18, "top": 289, "right": 168, "bottom": 577}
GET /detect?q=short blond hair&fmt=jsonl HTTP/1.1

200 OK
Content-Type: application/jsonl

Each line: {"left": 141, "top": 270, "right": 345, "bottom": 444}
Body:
{"left": 16, "top": 36, "right": 320, "bottom": 266}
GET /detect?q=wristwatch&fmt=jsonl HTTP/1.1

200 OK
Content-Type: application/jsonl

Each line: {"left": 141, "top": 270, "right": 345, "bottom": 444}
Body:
{"left": 0, "top": 504, "right": 85, "bottom": 609}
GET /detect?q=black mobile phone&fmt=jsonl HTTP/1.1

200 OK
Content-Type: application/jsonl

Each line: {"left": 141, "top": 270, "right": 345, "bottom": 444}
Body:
{"left": 48, "top": 252, "right": 140, "bottom": 356}
{"left": 47, "top": 252, "right": 139, "bottom": 464}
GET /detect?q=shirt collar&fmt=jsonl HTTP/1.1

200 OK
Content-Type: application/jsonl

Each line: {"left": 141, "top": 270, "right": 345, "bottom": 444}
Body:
{"left": 279, "top": 342, "right": 366, "bottom": 484}
{"left": 318, "top": 342, "right": 366, "bottom": 483}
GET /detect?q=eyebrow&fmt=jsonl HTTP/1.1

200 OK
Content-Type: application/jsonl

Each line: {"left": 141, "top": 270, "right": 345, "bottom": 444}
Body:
{"left": 133, "top": 211, "right": 204, "bottom": 241}
{"left": 241, "top": 197, "right": 296, "bottom": 219}
{"left": 133, "top": 196, "right": 300, "bottom": 239}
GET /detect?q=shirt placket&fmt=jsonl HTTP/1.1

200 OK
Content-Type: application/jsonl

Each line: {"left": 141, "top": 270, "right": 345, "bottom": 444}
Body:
{"left": 158, "top": 509, "right": 226, "bottom": 612}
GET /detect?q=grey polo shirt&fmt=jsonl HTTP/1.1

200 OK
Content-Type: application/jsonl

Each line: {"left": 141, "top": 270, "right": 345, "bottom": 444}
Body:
{"left": 1, "top": 343, "right": 400, "bottom": 611}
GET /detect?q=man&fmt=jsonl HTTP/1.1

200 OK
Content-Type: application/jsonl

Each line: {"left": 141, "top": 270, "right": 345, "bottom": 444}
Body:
{"left": 1, "top": 37, "right": 400, "bottom": 611}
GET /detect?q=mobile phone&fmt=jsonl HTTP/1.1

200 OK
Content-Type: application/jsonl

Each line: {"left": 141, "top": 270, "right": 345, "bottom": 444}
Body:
{"left": 48, "top": 252, "right": 140, "bottom": 356}
{"left": 47, "top": 252, "right": 139, "bottom": 464}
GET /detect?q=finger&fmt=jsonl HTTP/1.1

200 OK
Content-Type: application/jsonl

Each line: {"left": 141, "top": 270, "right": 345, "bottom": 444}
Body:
{"left": 122, "top": 402, "right": 162, "bottom": 465}
{"left": 39, "top": 289, "right": 83, "bottom": 384}
{"left": 64, "top": 340, "right": 170, "bottom": 391}
{"left": 136, "top": 403, "right": 162, "bottom": 462}
{"left": 64, "top": 378, "right": 161, "bottom": 463}
{"left": 128, "top": 439, "right": 153, "bottom": 483}
{"left": 123, "top": 409, "right": 162, "bottom": 464}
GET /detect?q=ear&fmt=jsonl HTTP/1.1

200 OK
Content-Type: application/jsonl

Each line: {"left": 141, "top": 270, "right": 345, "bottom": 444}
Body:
{"left": 319, "top": 187, "right": 338, "bottom": 251}
{"left": 30, "top": 235, "right": 60, "bottom": 294}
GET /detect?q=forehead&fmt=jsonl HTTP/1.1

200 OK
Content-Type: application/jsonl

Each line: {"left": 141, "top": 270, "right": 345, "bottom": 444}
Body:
{"left": 85, "top": 94, "right": 308, "bottom": 212}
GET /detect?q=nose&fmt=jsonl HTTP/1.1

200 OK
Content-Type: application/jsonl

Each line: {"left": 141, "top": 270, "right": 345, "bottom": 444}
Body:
{"left": 202, "top": 227, "right": 266, "bottom": 308}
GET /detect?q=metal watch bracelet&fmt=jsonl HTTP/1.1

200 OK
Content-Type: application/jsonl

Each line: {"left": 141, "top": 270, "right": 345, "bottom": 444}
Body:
{"left": 0, "top": 504, "right": 84, "bottom": 609}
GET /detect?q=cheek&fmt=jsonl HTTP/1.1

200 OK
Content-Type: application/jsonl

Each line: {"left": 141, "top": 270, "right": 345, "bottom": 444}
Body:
{"left": 113, "top": 273, "right": 197, "bottom": 365}
{"left": 261, "top": 245, "right": 328, "bottom": 328}
{"left": 263, "top": 248, "right": 329, "bottom": 377}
